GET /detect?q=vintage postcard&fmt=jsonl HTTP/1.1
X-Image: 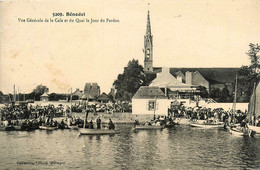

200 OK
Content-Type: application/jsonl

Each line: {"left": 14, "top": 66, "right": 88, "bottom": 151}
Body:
{"left": 0, "top": 0, "right": 260, "bottom": 169}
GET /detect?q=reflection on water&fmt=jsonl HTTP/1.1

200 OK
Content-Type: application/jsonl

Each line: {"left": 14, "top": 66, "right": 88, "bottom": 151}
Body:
{"left": 0, "top": 125, "right": 259, "bottom": 169}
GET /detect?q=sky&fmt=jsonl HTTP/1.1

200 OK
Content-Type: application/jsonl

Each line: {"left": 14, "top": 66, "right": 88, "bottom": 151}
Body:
{"left": 1, "top": 0, "right": 260, "bottom": 94}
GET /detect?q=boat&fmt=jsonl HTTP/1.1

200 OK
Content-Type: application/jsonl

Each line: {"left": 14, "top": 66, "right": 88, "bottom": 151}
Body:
{"left": 247, "top": 81, "right": 260, "bottom": 137}
{"left": 164, "top": 118, "right": 181, "bottom": 128}
{"left": 134, "top": 125, "right": 164, "bottom": 130}
{"left": 13, "top": 122, "right": 39, "bottom": 131}
{"left": 14, "top": 125, "right": 22, "bottom": 131}
{"left": 228, "top": 75, "right": 245, "bottom": 136}
{"left": 228, "top": 75, "right": 253, "bottom": 137}
{"left": 190, "top": 122, "right": 224, "bottom": 129}
{"left": 68, "top": 125, "right": 79, "bottom": 130}
{"left": 39, "top": 125, "right": 58, "bottom": 130}
{"left": 0, "top": 125, "right": 15, "bottom": 131}
{"left": 229, "top": 127, "right": 250, "bottom": 137}
{"left": 79, "top": 128, "right": 118, "bottom": 135}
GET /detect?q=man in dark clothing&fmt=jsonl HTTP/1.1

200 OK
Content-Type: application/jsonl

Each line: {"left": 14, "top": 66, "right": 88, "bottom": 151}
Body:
{"left": 96, "top": 117, "right": 101, "bottom": 129}
{"left": 108, "top": 119, "right": 115, "bottom": 130}
{"left": 134, "top": 120, "right": 140, "bottom": 126}
{"left": 89, "top": 120, "right": 94, "bottom": 129}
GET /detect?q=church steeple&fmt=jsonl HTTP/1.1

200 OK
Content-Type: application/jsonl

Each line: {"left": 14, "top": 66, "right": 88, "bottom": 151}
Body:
{"left": 144, "top": 10, "right": 153, "bottom": 73}
{"left": 146, "top": 11, "right": 151, "bottom": 36}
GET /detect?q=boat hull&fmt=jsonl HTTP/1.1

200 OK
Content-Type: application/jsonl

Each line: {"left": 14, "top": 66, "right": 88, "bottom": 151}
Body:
{"left": 39, "top": 126, "right": 58, "bottom": 130}
{"left": 229, "top": 128, "right": 249, "bottom": 137}
{"left": 191, "top": 123, "right": 224, "bottom": 129}
{"left": 248, "top": 125, "right": 260, "bottom": 137}
{"left": 0, "top": 126, "right": 15, "bottom": 131}
{"left": 68, "top": 125, "right": 79, "bottom": 130}
{"left": 134, "top": 125, "right": 164, "bottom": 130}
{"left": 79, "top": 128, "right": 118, "bottom": 135}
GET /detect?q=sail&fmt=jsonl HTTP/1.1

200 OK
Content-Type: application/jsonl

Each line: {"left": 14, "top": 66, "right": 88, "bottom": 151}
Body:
{"left": 255, "top": 82, "right": 260, "bottom": 117}
{"left": 248, "top": 81, "right": 260, "bottom": 124}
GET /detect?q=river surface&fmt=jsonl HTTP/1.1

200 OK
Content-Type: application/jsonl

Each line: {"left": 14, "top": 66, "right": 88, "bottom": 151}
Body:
{"left": 0, "top": 124, "right": 259, "bottom": 170}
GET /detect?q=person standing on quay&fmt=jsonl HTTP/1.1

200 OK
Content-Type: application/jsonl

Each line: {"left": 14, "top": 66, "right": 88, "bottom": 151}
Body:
{"left": 96, "top": 117, "right": 101, "bottom": 129}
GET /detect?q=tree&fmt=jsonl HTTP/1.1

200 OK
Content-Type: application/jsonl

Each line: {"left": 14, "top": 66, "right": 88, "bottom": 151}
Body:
{"left": 236, "top": 66, "right": 259, "bottom": 102}
{"left": 219, "top": 85, "right": 231, "bottom": 102}
{"left": 31, "top": 85, "right": 49, "bottom": 101}
{"left": 197, "top": 86, "right": 209, "bottom": 98}
{"left": 209, "top": 88, "right": 221, "bottom": 102}
{"left": 246, "top": 43, "right": 260, "bottom": 73}
{"left": 113, "top": 59, "right": 145, "bottom": 101}
{"left": 0, "top": 91, "right": 4, "bottom": 103}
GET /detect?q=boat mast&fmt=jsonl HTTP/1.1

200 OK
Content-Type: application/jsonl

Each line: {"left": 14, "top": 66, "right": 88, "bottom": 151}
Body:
{"left": 17, "top": 86, "right": 19, "bottom": 102}
{"left": 252, "top": 83, "right": 257, "bottom": 126}
{"left": 70, "top": 87, "right": 72, "bottom": 116}
{"left": 13, "top": 84, "right": 16, "bottom": 102}
{"left": 232, "top": 75, "right": 238, "bottom": 123}
{"left": 83, "top": 86, "right": 91, "bottom": 128}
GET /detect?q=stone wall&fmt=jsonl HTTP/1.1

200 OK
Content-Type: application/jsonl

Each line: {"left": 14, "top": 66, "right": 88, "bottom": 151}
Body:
{"left": 71, "top": 112, "right": 156, "bottom": 124}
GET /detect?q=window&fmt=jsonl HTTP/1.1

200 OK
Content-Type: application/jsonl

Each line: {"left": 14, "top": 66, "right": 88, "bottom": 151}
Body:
{"left": 148, "top": 100, "right": 155, "bottom": 111}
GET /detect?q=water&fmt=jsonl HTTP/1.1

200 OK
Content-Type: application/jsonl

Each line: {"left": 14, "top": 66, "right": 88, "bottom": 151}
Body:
{"left": 0, "top": 125, "right": 259, "bottom": 170}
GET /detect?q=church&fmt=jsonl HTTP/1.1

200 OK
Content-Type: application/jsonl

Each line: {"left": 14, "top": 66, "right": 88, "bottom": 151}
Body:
{"left": 132, "top": 10, "right": 238, "bottom": 115}
{"left": 143, "top": 10, "right": 238, "bottom": 92}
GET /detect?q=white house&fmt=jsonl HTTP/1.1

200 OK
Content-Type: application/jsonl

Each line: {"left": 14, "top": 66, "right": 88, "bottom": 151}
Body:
{"left": 132, "top": 86, "right": 169, "bottom": 116}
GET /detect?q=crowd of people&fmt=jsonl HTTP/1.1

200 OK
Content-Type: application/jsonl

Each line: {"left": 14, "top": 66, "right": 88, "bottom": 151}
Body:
{"left": 0, "top": 101, "right": 255, "bottom": 131}
{"left": 70, "top": 102, "right": 132, "bottom": 114}
{"left": 0, "top": 103, "right": 116, "bottom": 130}
{"left": 0, "top": 103, "right": 64, "bottom": 122}
{"left": 168, "top": 105, "right": 248, "bottom": 124}
{"left": 67, "top": 116, "right": 115, "bottom": 130}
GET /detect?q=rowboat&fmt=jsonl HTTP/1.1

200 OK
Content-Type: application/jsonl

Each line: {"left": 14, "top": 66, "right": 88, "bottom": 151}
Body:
{"left": 134, "top": 125, "right": 164, "bottom": 130}
{"left": 39, "top": 126, "right": 58, "bottom": 130}
{"left": 248, "top": 125, "right": 260, "bottom": 137}
{"left": 0, "top": 125, "right": 15, "bottom": 131}
{"left": 79, "top": 128, "right": 118, "bottom": 135}
{"left": 68, "top": 125, "right": 79, "bottom": 130}
{"left": 190, "top": 123, "right": 224, "bottom": 129}
{"left": 229, "top": 127, "right": 250, "bottom": 137}
{"left": 164, "top": 118, "right": 181, "bottom": 128}
{"left": 14, "top": 125, "right": 22, "bottom": 131}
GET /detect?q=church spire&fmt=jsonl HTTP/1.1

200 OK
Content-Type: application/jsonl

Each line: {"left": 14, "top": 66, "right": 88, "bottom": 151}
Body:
{"left": 144, "top": 10, "right": 153, "bottom": 73}
{"left": 146, "top": 11, "right": 151, "bottom": 36}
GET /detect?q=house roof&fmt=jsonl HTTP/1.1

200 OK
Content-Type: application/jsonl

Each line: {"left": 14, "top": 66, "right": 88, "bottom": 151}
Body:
{"left": 153, "top": 67, "right": 239, "bottom": 84}
{"left": 132, "top": 86, "right": 168, "bottom": 99}
{"left": 80, "top": 93, "right": 94, "bottom": 100}
{"left": 72, "top": 89, "right": 83, "bottom": 96}
{"left": 40, "top": 92, "right": 49, "bottom": 97}
{"left": 97, "top": 93, "right": 109, "bottom": 101}
{"left": 83, "top": 83, "right": 100, "bottom": 98}
{"left": 149, "top": 68, "right": 192, "bottom": 87}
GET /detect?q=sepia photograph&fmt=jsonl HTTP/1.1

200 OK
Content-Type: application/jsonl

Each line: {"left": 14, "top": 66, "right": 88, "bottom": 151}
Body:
{"left": 0, "top": 0, "right": 260, "bottom": 169}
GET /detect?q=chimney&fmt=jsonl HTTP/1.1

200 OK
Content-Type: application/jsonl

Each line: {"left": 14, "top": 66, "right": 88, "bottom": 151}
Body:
{"left": 177, "top": 76, "right": 182, "bottom": 82}
{"left": 162, "top": 67, "right": 170, "bottom": 73}
{"left": 185, "top": 71, "right": 192, "bottom": 85}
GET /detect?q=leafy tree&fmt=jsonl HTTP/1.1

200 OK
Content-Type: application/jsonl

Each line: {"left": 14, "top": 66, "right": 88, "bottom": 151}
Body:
{"left": 113, "top": 59, "right": 145, "bottom": 101}
{"left": 0, "top": 91, "right": 4, "bottom": 103}
{"left": 236, "top": 66, "right": 259, "bottom": 102}
{"left": 246, "top": 43, "right": 260, "bottom": 73}
{"left": 31, "top": 85, "right": 49, "bottom": 101}
{"left": 197, "top": 86, "right": 209, "bottom": 98}
{"left": 209, "top": 88, "right": 221, "bottom": 102}
{"left": 219, "top": 85, "right": 232, "bottom": 102}
{"left": 49, "top": 93, "right": 59, "bottom": 101}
